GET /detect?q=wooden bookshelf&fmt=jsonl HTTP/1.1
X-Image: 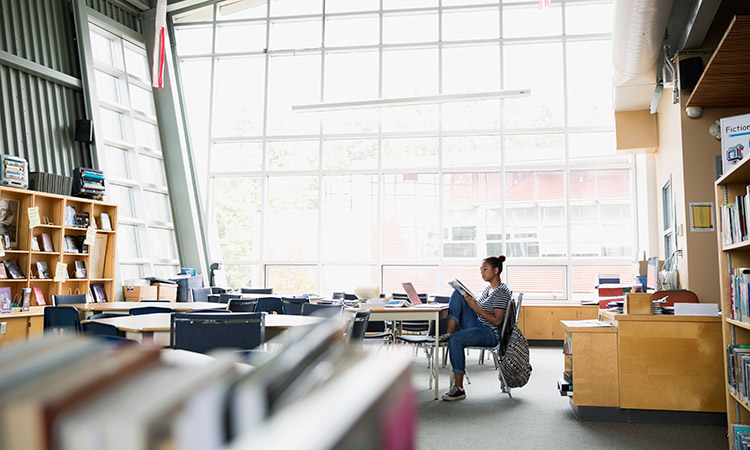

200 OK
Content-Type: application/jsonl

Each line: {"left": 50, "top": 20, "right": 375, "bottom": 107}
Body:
{"left": 0, "top": 186, "right": 117, "bottom": 306}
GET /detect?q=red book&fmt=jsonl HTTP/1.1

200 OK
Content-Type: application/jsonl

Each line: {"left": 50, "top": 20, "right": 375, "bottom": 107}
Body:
{"left": 32, "top": 287, "right": 46, "bottom": 306}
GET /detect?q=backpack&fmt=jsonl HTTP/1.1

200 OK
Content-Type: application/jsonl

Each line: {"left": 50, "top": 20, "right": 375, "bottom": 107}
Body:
{"left": 498, "top": 323, "right": 532, "bottom": 388}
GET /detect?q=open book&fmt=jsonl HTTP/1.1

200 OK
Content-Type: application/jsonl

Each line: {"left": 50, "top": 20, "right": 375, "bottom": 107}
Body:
{"left": 448, "top": 279, "right": 476, "bottom": 301}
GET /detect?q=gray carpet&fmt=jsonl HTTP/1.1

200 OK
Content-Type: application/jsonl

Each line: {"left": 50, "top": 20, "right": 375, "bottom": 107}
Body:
{"left": 412, "top": 345, "right": 727, "bottom": 450}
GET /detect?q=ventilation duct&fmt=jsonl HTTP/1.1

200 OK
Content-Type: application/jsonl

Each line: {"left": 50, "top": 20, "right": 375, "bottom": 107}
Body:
{"left": 612, "top": 0, "right": 674, "bottom": 111}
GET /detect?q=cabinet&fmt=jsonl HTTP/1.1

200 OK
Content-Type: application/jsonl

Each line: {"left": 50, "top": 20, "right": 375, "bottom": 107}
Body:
{"left": 561, "top": 321, "right": 619, "bottom": 407}
{"left": 521, "top": 304, "right": 598, "bottom": 340}
{"left": 0, "top": 186, "right": 117, "bottom": 306}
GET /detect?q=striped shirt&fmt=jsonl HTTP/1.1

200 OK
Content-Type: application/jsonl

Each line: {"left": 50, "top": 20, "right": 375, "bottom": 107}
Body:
{"left": 476, "top": 283, "right": 511, "bottom": 338}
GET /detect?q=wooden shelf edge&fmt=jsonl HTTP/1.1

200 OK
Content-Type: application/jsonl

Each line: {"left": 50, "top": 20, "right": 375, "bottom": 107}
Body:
{"left": 723, "top": 240, "right": 750, "bottom": 251}
{"left": 729, "top": 388, "right": 750, "bottom": 413}
{"left": 727, "top": 318, "right": 750, "bottom": 331}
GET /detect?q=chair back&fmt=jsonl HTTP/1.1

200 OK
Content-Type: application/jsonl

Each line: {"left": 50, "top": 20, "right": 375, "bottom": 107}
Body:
{"left": 433, "top": 295, "right": 450, "bottom": 304}
{"left": 349, "top": 310, "right": 371, "bottom": 344}
{"left": 256, "top": 297, "right": 284, "bottom": 314}
{"left": 83, "top": 321, "right": 120, "bottom": 337}
{"left": 301, "top": 303, "right": 342, "bottom": 317}
{"left": 228, "top": 298, "right": 258, "bottom": 312}
{"left": 130, "top": 306, "right": 172, "bottom": 316}
{"left": 515, "top": 292, "right": 523, "bottom": 322}
{"left": 88, "top": 312, "right": 124, "bottom": 320}
{"left": 52, "top": 294, "right": 87, "bottom": 306}
{"left": 499, "top": 298, "right": 518, "bottom": 352}
{"left": 651, "top": 289, "right": 699, "bottom": 306}
{"left": 187, "top": 309, "right": 231, "bottom": 313}
{"left": 281, "top": 297, "right": 309, "bottom": 315}
{"left": 43, "top": 306, "right": 82, "bottom": 334}
{"left": 191, "top": 287, "right": 212, "bottom": 303}
{"left": 241, "top": 287, "right": 273, "bottom": 294}
{"left": 171, "top": 312, "right": 265, "bottom": 354}
{"left": 219, "top": 293, "right": 243, "bottom": 304}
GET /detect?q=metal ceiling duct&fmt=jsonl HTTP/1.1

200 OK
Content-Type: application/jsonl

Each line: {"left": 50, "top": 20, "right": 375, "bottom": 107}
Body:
{"left": 612, "top": 0, "right": 675, "bottom": 111}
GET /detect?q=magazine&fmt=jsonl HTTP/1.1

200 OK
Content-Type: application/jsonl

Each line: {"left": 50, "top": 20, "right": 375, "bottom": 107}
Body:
{"left": 448, "top": 279, "right": 476, "bottom": 301}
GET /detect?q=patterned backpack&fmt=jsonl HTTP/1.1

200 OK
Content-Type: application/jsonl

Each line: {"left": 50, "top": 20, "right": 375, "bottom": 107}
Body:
{"left": 498, "top": 301, "right": 532, "bottom": 388}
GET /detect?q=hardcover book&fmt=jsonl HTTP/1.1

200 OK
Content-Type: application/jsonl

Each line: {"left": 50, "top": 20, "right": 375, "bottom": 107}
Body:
{"left": 30, "top": 236, "right": 40, "bottom": 252}
{"left": 74, "top": 260, "right": 86, "bottom": 279}
{"left": 32, "top": 286, "right": 45, "bottom": 306}
{"left": 35, "top": 261, "right": 50, "bottom": 279}
{"left": 4, "top": 258, "right": 24, "bottom": 279}
{"left": 0, "top": 287, "right": 10, "bottom": 313}
{"left": 90, "top": 283, "right": 107, "bottom": 303}
{"left": 41, "top": 233, "right": 54, "bottom": 252}
{"left": 20, "top": 288, "right": 31, "bottom": 311}
{"left": 448, "top": 278, "right": 476, "bottom": 301}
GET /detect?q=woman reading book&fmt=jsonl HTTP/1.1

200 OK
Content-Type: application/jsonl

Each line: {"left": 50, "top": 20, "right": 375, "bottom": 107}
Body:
{"left": 441, "top": 255, "right": 511, "bottom": 401}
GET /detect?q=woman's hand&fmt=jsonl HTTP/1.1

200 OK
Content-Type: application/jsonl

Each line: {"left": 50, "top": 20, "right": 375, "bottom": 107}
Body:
{"left": 463, "top": 293, "right": 478, "bottom": 310}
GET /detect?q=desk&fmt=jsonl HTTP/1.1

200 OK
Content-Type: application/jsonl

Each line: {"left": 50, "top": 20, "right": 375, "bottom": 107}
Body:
{"left": 85, "top": 313, "right": 324, "bottom": 346}
{"left": 70, "top": 302, "right": 226, "bottom": 317}
{"left": 0, "top": 306, "right": 45, "bottom": 347}
{"left": 355, "top": 305, "right": 449, "bottom": 400}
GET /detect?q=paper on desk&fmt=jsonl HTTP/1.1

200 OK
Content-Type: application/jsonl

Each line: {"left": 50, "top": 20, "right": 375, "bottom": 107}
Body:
{"left": 673, "top": 302, "right": 719, "bottom": 316}
{"left": 571, "top": 319, "right": 614, "bottom": 327}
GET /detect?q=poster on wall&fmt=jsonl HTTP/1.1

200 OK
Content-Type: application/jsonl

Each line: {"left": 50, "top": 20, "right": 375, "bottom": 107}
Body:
{"left": 689, "top": 202, "right": 715, "bottom": 232}
{"left": 721, "top": 113, "right": 750, "bottom": 175}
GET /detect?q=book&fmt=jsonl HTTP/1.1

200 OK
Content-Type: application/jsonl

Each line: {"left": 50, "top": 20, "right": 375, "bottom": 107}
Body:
{"left": 64, "top": 235, "right": 78, "bottom": 253}
{"left": 4, "top": 259, "right": 24, "bottom": 279}
{"left": 32, "top": 287, "right": 45, "bottom": 306}
{"left": 100, "top": 213, "right": 111, "bottom": 231}
{"left": 64, "top": 206, "right": 76, "bottom": 227}
{"left": 75, "top": 211, "right": 90, "bottom": 228}
{"left": 41, "top": 233, "right": 54, "bottom": 252}
{"left": 74, "top": 261, "right": 86, "bottom": 279}
{"left": 20, "top": 288, "right": 30, "bottom": 311}
{"left": 448, "top": 278, "right": 476, "bottom": 300}
{"left": 90, "top": 234, "right": 108, "bottom": 279}
{"left": 2, "top": 234, "right": 9, "bottom": 250}
{"left": 0, "top": 287, "right": 10, "bottom": 313}
{"left": 36, "top": 261, "right": 50, "bottom": 279}
{"left": 30, "top": 236, "right": 40, "bottom": 252}
{"left": 0, "top": 264, "right": 7, "bottom": 279}
{"left": 90, "top": 283, "right": 107, "bottom": 303}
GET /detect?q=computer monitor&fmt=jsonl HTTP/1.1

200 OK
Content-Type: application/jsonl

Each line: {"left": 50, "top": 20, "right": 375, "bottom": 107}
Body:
{"left": 646, "top": 256, "right": 659, "bottom": 291}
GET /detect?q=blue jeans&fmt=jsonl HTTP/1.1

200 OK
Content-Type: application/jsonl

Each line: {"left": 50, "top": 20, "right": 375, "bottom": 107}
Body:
{"left": 446, "top": 290, "right": 499, "bottom": 375}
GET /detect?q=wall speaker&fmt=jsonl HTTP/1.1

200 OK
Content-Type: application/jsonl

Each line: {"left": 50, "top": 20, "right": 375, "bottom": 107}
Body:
{"left": 678, "top": 57, "right": 703, "bottom": 91}
{"left": 74, "top": 119, "right": 93, "bottom": 143}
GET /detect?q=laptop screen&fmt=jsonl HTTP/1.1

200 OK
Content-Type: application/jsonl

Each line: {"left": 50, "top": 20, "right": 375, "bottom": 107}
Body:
{"left": 401, "top": 282, "right": 422, "bottom": 305}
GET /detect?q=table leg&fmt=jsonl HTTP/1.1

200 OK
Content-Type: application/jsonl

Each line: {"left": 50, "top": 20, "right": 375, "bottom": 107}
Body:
{"left": 433, "top": 310, "right": 439, "bottom": 400}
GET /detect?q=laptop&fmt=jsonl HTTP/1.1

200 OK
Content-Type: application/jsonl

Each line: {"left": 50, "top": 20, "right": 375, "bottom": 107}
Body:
{"left": 401, "top": 282, "right": 422, "bottom": 305}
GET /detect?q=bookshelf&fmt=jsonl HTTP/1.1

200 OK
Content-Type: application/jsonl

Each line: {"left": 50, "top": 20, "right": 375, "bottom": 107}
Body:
{"left": 0, "top": 186, "right": 117, "bottom": 306}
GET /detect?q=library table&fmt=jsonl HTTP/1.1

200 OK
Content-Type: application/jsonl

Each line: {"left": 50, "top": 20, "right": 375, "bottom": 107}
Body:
{"left": 85, "top": 313, "right": 324, "bottom": 346}
{"left": 70, "top": 301, "right": 226, "bottom": 318}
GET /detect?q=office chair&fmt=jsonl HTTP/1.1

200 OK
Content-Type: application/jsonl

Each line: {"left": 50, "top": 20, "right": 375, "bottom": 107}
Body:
{"left": 255, "top": 297, "right": 284, "bottom": 314}
{"left": 130, "top": 306, "right": 172, "bottom": 316}
{"left": 475, "top": 293, "right": 523, "bottom": 368}
{"left": 348, "top": 310, "right": 371, "bottom": 344}
{"left": 241, "top": 287, "right": 273, "bottom": 294}
{"left": 228, "top": 298, "right": 258, "bottom": 312}
{"left": 51, "top": 294, "right": 87, "bottom": 306}
{"left": 219, "top": 293, "right": 243, "bottom": 304}
{"left": 43, "top": 306, "right": 82, "bottom": 335}
{"left": 170, "top": 312, "right": 265, "bottom": 354}
{"left": 281, "top": 297, "right": 309, "bottom": 315}
{"left": 82, "top": 321, "right": 120, "bottom": 338}
{"left": 191, "top": 287, "right": 212, "bottom": 303}
{"left": 301, "top": 302, "right": 343, "bottom": 317}
{"left": 397, "top": 311, "right": 449, "bottom": 390}
{"left": 88, "top": 312, "right": 125, "bottom": 320}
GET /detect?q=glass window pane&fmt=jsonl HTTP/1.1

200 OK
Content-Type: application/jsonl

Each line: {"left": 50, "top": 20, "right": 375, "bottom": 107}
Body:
{"left": 174, "top": 26, "right": 213, "bottom": 56}
{"left": 223, "top": 264, "right": 264, "bottom": 290}
{"left": 267, "top": 54, "right": 321, "bottom": 135}
{"left": 120, "top": 264, "right": 144, "bottom": 281}
{"left": 218, "top": 0, "right": 266, "bottom": 20}
{"left": 326, "top": 0, "right": 379, "bottom": 13}
{"left": 442, "top": 45, "right": 500, "bottom": 95}
{"left": 443, "top": 135, "right": 502, "bottom": 167}
{"left": 442, "top": 265, "right": 485, "bottom": 296}
{"left": 99, "top": 108, "right": 126, "bottom": 141}
{"left": 504, "top": 42, "right": 564, "bottom": 128}
{"left": 90, "top": 30, "right": 123, "bottom": 69}
{"left": 503, "top": 5, "right": 562, "bottom": 38}
{"left": 506, "top": 171, "right": 564, "bottom": 202}
{"left": 270, "top": 0, "right": 322, "bottom": 16}
{"left": 143, "top": 191, "right": 173, "bottom": 223}
{"left": 216, "top": 23, "right": 266, "bottom": 53}
{"left": 134, "top": 120, "right": 160, "bottom": 151}
{"left": 124, "top": 46, "right": 150, "bottom": 82}
{"left": 269, "top": 19, "right": 322, "bottom": 50}
{"left": 324, "top": 51, "right": 379, "bottom": 102}
{"left": 566, "top": 3, "right": 613, "bottom": 35}
{"left": 569, "top": 132, "right": 616, "bottom": 159}
{"left": 179, "top": 59, "right": 212, "bottom": 195}
{"left": 382, "top": 173, "right": 439, "bottom": 260}
{"left": 571, "top": 264, "right": 632, "bottom": 298}
{"left": 149, "top": 228, "right": 179, "bottom": 260}
{"left": 322, "top": 265, "right": 379, "bottom": 296}
{"left": 105, "top": 146, "right": 130, "bottom": 179}
{"left": 382, "top": 48, "right": 438, "bottom": 98}
{"left": 382, "top": 12, "right": 438, "bottom": 44}
{"left": 212, "top": 57, "right": 266, "bottom": 137}
{"left": 567, "top": 40, "right": 614, "bottom": 127}
{"left": 442, "top": 8, "right": 499, "bottom": 41}
{"left": 506, "top": 266, "right": 565, "bottom": 300}
{"left": 173, "top": 4, "right": 214, "bottom": 23}
{"left": 322, "top": 175, "right": 378, "bottom": 260}
{"left": 109, "top": 185, "right": 136, "bottom": 218}
{"left": 325, "top": 15, "right": 379, "bottom": 47}
{"left": 442, "top": 100, "right": 501, "bottom": 131}
{"left": 95, "top": 70, "right": 123, "bottom": 106}
{"left": 129, "top": 83, "right": 155, "bottom": 116}
{"left": 117, "top": 224, "right": 141, "bottom": 259}
{"left": 381, "top": 105, "right": 439, "bottom": 133}
{"left": 323, "top": 139, "right": 378, "bottom": 170}
{"left": 266, "top": 176, "right": 319, "bottom": 260}
{"left": 321, "top": 109, "right": 379, "bottom": 134}
{"left": 211, "top": 142, "right": 263, "bottom": 172}
{"left": 153, "top": 264, "right": 180, "bottom": 278}
{"left": 138, "top": 154, "right": 167, "bottom": 186}
{"left": 266, "top": 265, "right": 316, "bottom": 294}
{"left": 382, "top": 137, "right": 439, "bottom": 169}
{"left": 267, "top": 140, "right": 319, "bottom": 171}
{"left": 212, "top": 177, "right": 262, "bottom": 260}
{"left": 505, "top": 134, "right": 564, "bottom": 165}
{"left": 383, "top": 0, "right": 437, "bottom": 10}
{"left": 382, "top": 265, "right": 438, "bottom": 296}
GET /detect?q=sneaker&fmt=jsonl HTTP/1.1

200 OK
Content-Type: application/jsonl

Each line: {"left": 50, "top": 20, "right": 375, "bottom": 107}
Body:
{"left": 439, "top": 333, "right": 452, "bottom": 344}
{"left": 441, "top": 385, "right": 466, "bottom": 401}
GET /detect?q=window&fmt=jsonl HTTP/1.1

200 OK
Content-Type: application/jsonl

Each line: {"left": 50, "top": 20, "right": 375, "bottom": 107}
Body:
{"left": 171, "top": 0, "right": 632, "bottom": 299}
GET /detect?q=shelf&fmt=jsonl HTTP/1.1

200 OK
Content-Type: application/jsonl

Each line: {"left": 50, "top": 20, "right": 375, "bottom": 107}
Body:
{"left": 686, "top": 15, "right": 750, "bottom": 108}
{"left": 2, "top": 279, "right": 28, "bottom": 282}
{"left": 89, "top": 278, "right": 113, "bottom": 282}
{"left": 1, "top": 250, "right": 26, "bottom": 254}
{"left": 717, "top": 152, "right": 750, "bottom": 186}
{"left": 727, "top": 318, "right": 750, "bottom": 331}
{"left": 728, "top": 388, "right": 750, "bottom": 413}
{"left": 29, "top": 279, "right": 54, "bottom": 283}
{"left": 32, "top": 224, "right": 61, "bottom": 229}
{"left": 723, "top": 241, "right": 750, "bottom": 251}
{"left": 30, "top": 251, "right": 57, "bottom": 255}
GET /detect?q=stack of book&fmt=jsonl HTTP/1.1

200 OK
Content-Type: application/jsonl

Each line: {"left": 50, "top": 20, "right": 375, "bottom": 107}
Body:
{"left": 72, "top": 167, "right": 105, "bottom": 200}
{"left": 28, "top": 172, "right": 72, "bottom": 196}
{"left": 1, "top": 155, "right": 28, "bottom": 189}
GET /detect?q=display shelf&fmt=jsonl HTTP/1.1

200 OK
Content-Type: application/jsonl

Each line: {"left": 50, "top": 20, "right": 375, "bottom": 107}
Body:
{"left": 0, "top": 186, "right": 117, "bottom": 304}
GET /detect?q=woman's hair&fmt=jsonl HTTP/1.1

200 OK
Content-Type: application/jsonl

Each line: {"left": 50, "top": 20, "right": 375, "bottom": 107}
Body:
{"left": 483, "top": 255, "right": 506, "bottom": 275}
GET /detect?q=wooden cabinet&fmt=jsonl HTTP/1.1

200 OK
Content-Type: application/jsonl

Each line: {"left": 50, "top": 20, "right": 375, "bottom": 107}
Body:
{"left": 0, "top": 306, "right": 45, "bottom": 347}
{"left": 0, "top": 186, "right": 117, "bottom": 306}
{"left": 561, "top": 321, "right": 619, "bottom": 407}
{"left": 521, "top": 304, "right": 599, "bottom": 340}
